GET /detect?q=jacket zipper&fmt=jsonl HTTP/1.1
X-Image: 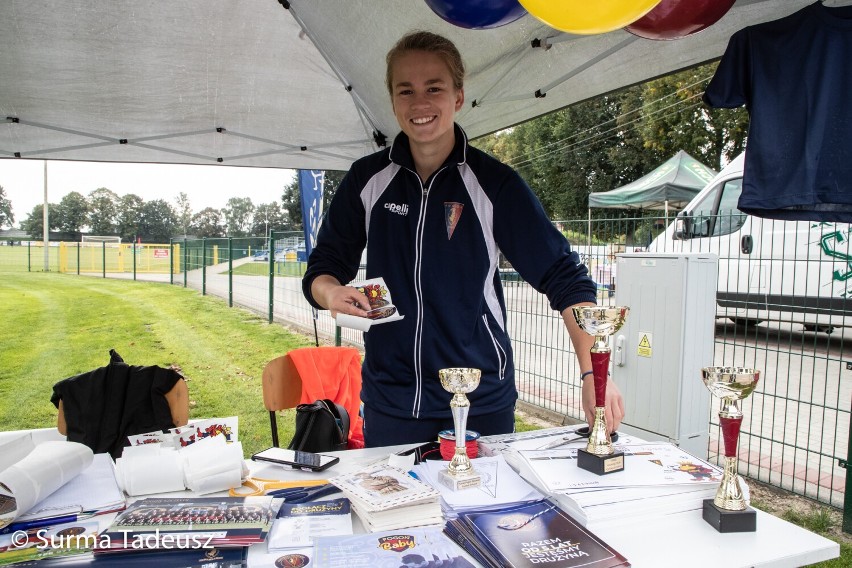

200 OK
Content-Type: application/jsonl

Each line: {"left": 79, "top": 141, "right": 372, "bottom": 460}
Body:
{"left": 482, "top": 314, "right": 507, "bottom": 380}
{"left": 410, "top": 165, "right": 451, "bottom": 418}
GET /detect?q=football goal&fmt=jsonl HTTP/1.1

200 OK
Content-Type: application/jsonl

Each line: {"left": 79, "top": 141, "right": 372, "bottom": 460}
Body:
{"left": 81, "top": 235, "right": 122, "bottom": 246}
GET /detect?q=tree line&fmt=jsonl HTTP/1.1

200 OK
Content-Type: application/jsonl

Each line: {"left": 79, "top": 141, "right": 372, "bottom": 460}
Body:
{"left": 0, "top": 171, "right": 345, "bottom": 243}
{"left": 472, "top": 61, "right": 748, "bottom": 222}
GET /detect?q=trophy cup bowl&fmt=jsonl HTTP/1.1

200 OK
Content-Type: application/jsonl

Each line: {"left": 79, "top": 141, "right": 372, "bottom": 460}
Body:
{"left": 438, "top": 368, "right": 482, "bottom": 491}
{"left": 701, "top": 366, "right": 760, "bottom": 532}
{"left": 571, "top": 306, "right": 629, "bottom": 475}
{"left": 572, "top": 307, "right": 629, "bottom": 342}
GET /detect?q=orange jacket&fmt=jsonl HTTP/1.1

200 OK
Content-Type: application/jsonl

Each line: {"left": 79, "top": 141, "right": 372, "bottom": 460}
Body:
{"left": 287, "top": 346, "right": 364, "bottom": 448}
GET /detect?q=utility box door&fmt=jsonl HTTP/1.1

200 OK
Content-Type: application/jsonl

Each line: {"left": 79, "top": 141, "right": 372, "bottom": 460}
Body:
{"left": 612, "top": 252, "right": 718, "bottom": 458}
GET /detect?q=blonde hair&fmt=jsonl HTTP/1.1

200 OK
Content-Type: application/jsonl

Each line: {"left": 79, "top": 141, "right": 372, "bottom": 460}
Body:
{"left": 385, "top": 31, "right": 465, "bottom": 97}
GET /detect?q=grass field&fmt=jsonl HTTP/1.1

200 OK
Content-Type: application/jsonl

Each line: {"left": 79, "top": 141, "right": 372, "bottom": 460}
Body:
{"left": 0, "top": 270, "right": 313, "bottom": 456}
{"left": 0, "top": 269, "right": 534, "bottom": 457}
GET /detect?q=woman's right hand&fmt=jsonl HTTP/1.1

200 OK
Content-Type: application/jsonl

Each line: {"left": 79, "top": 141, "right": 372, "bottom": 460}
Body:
{"left": 311, "top": 275, "right": 371, "bottom": 318}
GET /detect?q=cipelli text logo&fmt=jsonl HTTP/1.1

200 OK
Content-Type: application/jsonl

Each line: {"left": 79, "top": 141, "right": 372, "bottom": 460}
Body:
{"left": 384, "top": 202, "right": 409, "bottom": 216}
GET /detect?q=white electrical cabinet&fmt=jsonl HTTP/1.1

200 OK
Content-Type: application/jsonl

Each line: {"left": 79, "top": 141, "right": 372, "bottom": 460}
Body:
{"left": 611, "top": 252, "right": 718, "bottom": 458}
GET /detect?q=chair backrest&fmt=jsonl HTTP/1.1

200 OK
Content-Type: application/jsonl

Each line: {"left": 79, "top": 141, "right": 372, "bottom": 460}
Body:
{"left": 56, "top": 378, "right": 189, "bottom": 436}
{"left": 261, "top": 346, "right": 363, "bottom": 448}
{"left": 51, "top": 350, "right": 191, "bottom": 458}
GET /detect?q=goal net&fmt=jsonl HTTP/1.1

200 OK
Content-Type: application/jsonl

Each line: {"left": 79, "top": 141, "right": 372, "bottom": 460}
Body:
{"left": 81, "top": 235, "right": 122, "bottom": 247}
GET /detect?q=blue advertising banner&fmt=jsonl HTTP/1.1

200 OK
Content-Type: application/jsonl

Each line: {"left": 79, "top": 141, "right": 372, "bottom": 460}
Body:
{"left": 298, "top": 169, "right": 325, "bottom": 259}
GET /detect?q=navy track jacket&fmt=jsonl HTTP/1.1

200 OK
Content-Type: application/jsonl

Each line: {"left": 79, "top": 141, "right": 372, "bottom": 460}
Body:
{"left": 303, "top": 125, "right": 596, "bottom": 420}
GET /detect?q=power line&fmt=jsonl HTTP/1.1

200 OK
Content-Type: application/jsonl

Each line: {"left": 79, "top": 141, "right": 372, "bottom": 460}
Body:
{"left": 502, "top": 73, "right": 714, "bottom": 169}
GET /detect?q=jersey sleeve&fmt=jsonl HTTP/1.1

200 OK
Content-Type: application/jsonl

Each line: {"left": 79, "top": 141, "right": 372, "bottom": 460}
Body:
{"left": 703, "top": 28, "right": 751, "bottom": 109}
{"left": 491, "top": 170, "right": 597, "bottom": 312}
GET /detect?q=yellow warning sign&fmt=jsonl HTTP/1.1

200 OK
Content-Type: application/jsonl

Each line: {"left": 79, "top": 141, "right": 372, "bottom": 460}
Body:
{"left": 637, "top": 332, "right": 652, "bottom": 357}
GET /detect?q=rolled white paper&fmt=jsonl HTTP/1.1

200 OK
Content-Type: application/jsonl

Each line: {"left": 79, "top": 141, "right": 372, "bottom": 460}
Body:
{"left": 0, "top": 441, "right": 93, "bottom": 529}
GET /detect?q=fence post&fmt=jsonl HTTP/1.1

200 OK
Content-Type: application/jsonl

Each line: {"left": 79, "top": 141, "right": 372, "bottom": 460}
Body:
{"left": 132, "top": 237, "right": 137, "bottom": 281}
{"left": 228, "top": 238, "right": 233, "bottom": 308}
{"left": 102, "top": 241, "right": 106, "bottom": 278}
{"left": 268, "top": 233, "right": 274, "bottom": 323}
{"left": 76, "top": 242, "right": 80, "bottom": 275}
{"left": 843, "top": 413, "right": 852, "bottom": 533}
{"left": 169, "top": 239, "right": 174, "bottom": 285}
{"left": 27, "top": 241, "right": 31, "bottom": 272}
{"left": 202, "top": 238, "right": 207, "bottom": 296}
{"left": 183, "top": 238, "right": 188, "bottom": 288}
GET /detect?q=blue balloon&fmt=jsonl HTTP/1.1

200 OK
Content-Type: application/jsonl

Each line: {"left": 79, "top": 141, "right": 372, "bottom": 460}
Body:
{"left": 424, "top": 0, "right": 527, "bottom": 30}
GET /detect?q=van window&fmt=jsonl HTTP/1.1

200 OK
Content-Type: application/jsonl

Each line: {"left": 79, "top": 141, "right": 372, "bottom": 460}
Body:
{"left": 688, "top": 178, "right": 748, "bottom": 238}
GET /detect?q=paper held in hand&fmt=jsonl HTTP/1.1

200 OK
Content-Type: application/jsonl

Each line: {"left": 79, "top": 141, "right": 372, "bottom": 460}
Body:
{"left": 336, "top": 277, "right": 404, "bottom": 332}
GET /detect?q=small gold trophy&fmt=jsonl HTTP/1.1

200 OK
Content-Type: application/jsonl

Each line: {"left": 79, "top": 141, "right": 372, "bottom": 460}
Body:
{"left": 572, "top": 306, "right": 629, "bottom": 475}
{"left": 701, "top": 366, "right": 759, "bottom": 532}
{"left": 438, "top": 368, "right": 482, "bottom": 491}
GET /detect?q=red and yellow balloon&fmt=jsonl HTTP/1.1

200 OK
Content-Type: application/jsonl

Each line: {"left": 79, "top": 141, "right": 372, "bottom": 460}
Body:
{"left": 625, "top": 0, "right": 736, "bottom": 41}
{"left": 518, "top": 0, "right": 663, "bottom": 35}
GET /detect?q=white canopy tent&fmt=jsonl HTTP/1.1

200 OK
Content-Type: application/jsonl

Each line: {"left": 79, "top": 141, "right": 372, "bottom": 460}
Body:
{"left": 0, "top": 0, "right": 815, "bottom": 172}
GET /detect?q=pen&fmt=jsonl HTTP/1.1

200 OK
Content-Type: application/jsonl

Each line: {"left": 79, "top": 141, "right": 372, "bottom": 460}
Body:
{"left": 0, "top": 514, "right": 79, "bottom": 535}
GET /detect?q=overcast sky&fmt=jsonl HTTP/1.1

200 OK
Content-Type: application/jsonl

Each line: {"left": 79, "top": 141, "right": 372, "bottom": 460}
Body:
{"left": 0, "top": 159, "right": 296, "bottom": 226}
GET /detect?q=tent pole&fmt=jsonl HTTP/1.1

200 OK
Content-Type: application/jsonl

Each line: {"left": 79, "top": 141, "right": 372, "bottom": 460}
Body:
{"left": 664, "top": 201, "right": 669, "bottom": 228}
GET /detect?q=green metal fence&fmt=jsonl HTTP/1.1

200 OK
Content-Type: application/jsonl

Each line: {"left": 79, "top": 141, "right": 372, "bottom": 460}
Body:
{"left": 3, "top": 213, "right": 850, "bottom": 521}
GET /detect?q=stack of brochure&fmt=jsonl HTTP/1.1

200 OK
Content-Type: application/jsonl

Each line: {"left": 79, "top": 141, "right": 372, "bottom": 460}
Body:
{"left": 411, "top": 455, "right": 544, "bottom": 519}
{"left": 444, "top": 499, "right": 630, "bottom": 568}
{"left": 329, "top": 463, "right": 442, "bottom": 532}
{"left": 513, "top": 442, "right": 723, "bottom": 529}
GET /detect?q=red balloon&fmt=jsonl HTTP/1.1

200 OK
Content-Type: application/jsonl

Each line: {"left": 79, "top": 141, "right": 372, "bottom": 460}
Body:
{"left": 626, "top": 0, "right": 735, "bottom": 41}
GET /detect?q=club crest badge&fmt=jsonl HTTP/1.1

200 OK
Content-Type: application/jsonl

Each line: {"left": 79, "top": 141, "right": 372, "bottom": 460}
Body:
{"left": 444, "top": 202, "right": 463, "bottom": 240}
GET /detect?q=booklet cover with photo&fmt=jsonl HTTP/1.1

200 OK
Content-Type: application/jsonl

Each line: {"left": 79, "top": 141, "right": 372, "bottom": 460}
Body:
{"left": 336, "top": 277, "right": 404, "bottom": 331}
{"left": 445, "top": 499, "right": 629, "bottom": 568}
{"left": 96, "top": 497, "right": 280, "bottom": 553}
{"left": 329, "top": 463, "right": 439, "bottom": 512}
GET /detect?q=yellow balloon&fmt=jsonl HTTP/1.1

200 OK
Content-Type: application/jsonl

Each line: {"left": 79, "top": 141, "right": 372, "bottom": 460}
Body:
{"left": 519, "top": 0, "right": 663, "bottom": 35}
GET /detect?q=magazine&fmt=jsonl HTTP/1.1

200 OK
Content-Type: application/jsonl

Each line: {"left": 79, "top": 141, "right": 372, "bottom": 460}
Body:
{"left": 445, "top": 499, "right": 630, "bottom": 568}
{"left": 329, "top": 463, "right": 439, "bottom": 512}
{"left": 329, "top": 463, "right": 442, "bottom": 531}
{"left": 313, "top": 527, "right": 476, "bottom": 568}
{"left": 268, "top": 498, "right": 353, "bottom": 550}
{"left": 96, "top": 496, "right": 280, "bottom": 553}
{"left": 336, "top": 278, "right": 404, "bottom": 331}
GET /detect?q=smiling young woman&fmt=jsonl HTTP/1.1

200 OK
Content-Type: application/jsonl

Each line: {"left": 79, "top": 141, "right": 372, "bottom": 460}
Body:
{"left": 303, "top": 30, "right": 622, "bottom": 448}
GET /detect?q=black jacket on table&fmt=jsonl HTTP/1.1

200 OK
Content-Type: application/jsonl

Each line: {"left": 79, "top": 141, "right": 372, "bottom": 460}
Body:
{"left": 303, "top": 124, "right": 596, "bottom": 420}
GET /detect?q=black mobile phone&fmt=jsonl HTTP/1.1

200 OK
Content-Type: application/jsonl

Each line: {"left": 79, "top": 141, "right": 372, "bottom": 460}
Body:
{"left": 251, "top": 447, "right": 340, "bottom": 472}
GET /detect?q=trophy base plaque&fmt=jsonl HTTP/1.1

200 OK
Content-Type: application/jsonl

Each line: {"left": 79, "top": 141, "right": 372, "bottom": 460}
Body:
{"left": 577, "top": 448, "right": 625, "bottom": 475}
{"left": 439, "top": 470, "right": 481, "bottom": 491}
{"left": 702, "top": 499, "right": 757, "bottom": 533}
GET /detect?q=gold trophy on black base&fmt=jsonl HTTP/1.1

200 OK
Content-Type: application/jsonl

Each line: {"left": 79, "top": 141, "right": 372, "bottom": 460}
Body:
{"left": 438, "top": 368, "right": 482, "bottom": 491}
{"left": 572, "top": 306, "right": 629, "bottom": 475}
{"left": 701, "top": 366, "right": 760, "bottom": 532}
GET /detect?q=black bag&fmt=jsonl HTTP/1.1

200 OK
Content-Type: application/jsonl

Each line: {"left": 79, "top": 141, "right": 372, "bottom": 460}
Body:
{"left": 287, "top": 399, "right": 349, "bottom": 453}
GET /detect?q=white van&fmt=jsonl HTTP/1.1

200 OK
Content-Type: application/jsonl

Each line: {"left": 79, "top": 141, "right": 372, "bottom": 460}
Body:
{"left": 647, "top": 153, "right": 852, "bottom": 332}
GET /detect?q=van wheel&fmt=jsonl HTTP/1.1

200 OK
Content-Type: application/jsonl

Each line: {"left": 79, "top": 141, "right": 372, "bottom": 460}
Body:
{"left": 730, "top": 318, "right": 762, "bottom": 328}
{"left": 803, "top": 324, "right": 835, "bottom": 335}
